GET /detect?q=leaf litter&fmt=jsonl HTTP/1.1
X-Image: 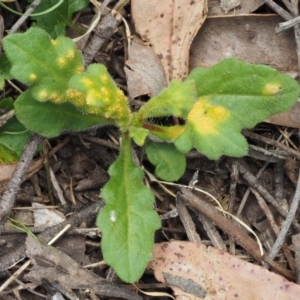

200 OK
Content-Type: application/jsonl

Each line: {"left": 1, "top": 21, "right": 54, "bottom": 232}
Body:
{"left": 1, "top": 0, "right": 300, "bottom": 299}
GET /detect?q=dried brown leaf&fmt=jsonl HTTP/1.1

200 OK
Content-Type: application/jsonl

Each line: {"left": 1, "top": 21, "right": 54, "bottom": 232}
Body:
{"left": 151, "top": 241, "right": 300, "bottom": 300}
{"left": 190, "top": 15, "right": 297, "bottom": 72}
{"left": 0, "top": 163, "right": 16, "bottom": 182}
{"left": 125, "top": 41, "right": 167, "bottom": 97}
{"left": 132, "top": 0, "right": 208, "bottom": 83}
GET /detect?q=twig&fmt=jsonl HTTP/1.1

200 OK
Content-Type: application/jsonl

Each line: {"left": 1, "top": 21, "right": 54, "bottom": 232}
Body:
{"left": 276, "top": 16, "right": 300, "bottom": 32}
{"left": 9, "top": 0, "right": 42, "bottom": 34}
{"left": 179, "top": 189, "right": 295, "bottom": 280}
{"left": 251, "top": 188, "right": 280, "bottom": 236}
{"left": 248, "top": 144, "right": 287, "bottom": 162}
{"left": 262, "top": 0, "right": 292, "bottom": 21}
{"left": 0, "top": 133, "right": 42, "bottom": 225}
{"left": 229, "top": 163, "right": 238, "bottom": 255}
{"left": 268, "top": 165, "right": 300, "bottom": 260}
{"left": 49, "top": 167, "right": 67, "bottom": 206}
{"left": 176, "top": 195, "right": 201, "bottom": 243}
{"left": 235, "top": 159, "right": 300, "bottom": 231}
{"left": 281, "top": 0, "right": 294, "bottom": 13}
{"left": 83, "top": 9, "right": 122, "bottom": 66}
{"left": 237, "top": 162, "right": 268, "bottom": 216}
{"left": 264, "top": 0, "right": 300, "bottom": 76}
{"left": 82, "top": 135, "right": 120, "bottom": 150}
{"left": 0, "top": 225, "right": 71, "bottom": 292}
{"left": 243, "top": 130, "right": 300, "bottom": 160}
{"left": 274, "top": 160, "right": 285, "bottom": 201}
{"left": 0, "top": 201, "right": 104, "bottom": 272}
{"left": 0, "top": 110, "right": 14, "bottom": 127}
{"left": 293, "top": 23, "right": 300, "bottom": 75}
{"left": 179, "top": 189, "right": 263, "bottom": 262}
{"left": 197, "top": 212, "right": 227, "bottom": 251}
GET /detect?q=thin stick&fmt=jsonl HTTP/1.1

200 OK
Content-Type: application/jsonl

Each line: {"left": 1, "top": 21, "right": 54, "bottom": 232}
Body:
{"left": 262, "top": 0, "right": 292, "bottom": 21}
{"left": 276, "top": 16, "right": 300, "bottom": 32}
{"left": 268, "top": 166, "right": 300, "bottom": 260}
{"left": 236, "top": 159, "right": 300, "bottom": 231}
{"left": 237, "top": 162, "right": 268, "bottom": 216}
{"left": 9, "top": 0, "right": 42, "bottom": 34}
{"left": 243, "top": 130, "right": 300, "bottom": 160}
{"left": 0, "top": 134, "right": 42, "bottom": 225}
{"left": 0, "top": 224, "right": 71, "bottom": 293}
{"left": 251, "top": 188, "right": 280, "bottom": 236}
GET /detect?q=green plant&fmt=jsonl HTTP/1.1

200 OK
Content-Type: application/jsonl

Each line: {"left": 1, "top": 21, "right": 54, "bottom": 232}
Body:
{"left": 1, "top": 27, "right": 299, "bottom": 282}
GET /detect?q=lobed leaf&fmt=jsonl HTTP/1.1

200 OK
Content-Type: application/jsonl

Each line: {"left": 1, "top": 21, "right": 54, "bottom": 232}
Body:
{"left": 69, "top": 64, "right": 131, "bottom": 131}
{"left": 174, "top": 59, "right": 300, "bottom": 159}
{"left": 145, "top": 140, "right": 186, "bottom": 181}
{"left": 3, "top": 27, "right": 84, "bottom": 104}
{"left": 174, "top": 98, "right": 249, "bottom": 159}
{"left": 134, "top": 80, "right": 197, "bottom": 121}
{"left": 14, "top": 90, "right": 112, "bottom": 138}
{"left": 187, "top": 58, "right": 299, "bottom": 128}
{"left": 97, "top": 134, "right": 161, "bottom": 283}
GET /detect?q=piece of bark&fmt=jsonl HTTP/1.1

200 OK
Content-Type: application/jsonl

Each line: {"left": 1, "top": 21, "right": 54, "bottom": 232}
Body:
{"left": 24, "top": 235, "right": 141, "bottom": 300}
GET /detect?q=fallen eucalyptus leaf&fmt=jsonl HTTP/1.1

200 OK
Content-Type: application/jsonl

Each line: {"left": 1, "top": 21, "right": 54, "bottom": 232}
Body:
{"left": 132, "top": 0, "right": 208, "bottom": 82}
{"left": 151, "top": 241, "right": 300, "bottom": 300}
{"left": 125, "top": 41, "right": 167, "bottom": 98}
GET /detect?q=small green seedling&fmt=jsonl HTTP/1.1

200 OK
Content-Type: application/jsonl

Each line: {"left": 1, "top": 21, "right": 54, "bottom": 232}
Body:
{"left": 1, "top": 27, "right": 299, "bottom": 282}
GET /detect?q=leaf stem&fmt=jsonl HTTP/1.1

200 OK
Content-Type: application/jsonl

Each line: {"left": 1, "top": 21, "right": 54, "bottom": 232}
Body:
{"left": 0, "top": 0, "right": 64, "bottom": 17}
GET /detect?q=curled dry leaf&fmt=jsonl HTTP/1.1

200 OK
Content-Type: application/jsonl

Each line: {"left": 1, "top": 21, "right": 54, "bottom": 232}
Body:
{"left": 151, "top": 241, "right": 300, "bottom": 300}
{"left": 125, "top": 41, "right": 168, "bottom": 98}
{"left": 131, "top": 0, "right": 208, "bottom": 83}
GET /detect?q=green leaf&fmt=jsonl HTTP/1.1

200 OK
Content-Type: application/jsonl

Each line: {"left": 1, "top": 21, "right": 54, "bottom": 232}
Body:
{"left": 145, "top": 140, "right": 186, "bottom": 181}
{"left": 174, "top": 59, "right": 300, "bottom": 159}
{"left": 3, "top": 27, "right": 84, "bottom": 104}
{"left": 0, "top": 97, "right": 14, "bottom": 110}
{"left": 187, "top": 58, "right": 299, "bottom": 128}
{"left": 134, "top": 80, "right": 197, "bottom": 121}
{"left": 0, "top": 144, "right": 19, "bottom": 163}
{"left": 129, "top": 126, "right": 149, "bottom": 146}
{"left": 97, "top": 134, "right": 161, "bottom": 283}
{"left": 29, "top": 0, "right": 89, "bottom": 38}
{"left": 69, "top": 64, "right": 131, "bottom": 131}
{"left": 142, "top": 123, "right": 185, "bottom": 141}
{"left": 0, "top": 53, "right": 12, "bottom": 90}
{"left": 14, "top": 90, "right": 112, "bottom": 138}
{"left": 0, "top": 116, "right": 32, "bottom": 163}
